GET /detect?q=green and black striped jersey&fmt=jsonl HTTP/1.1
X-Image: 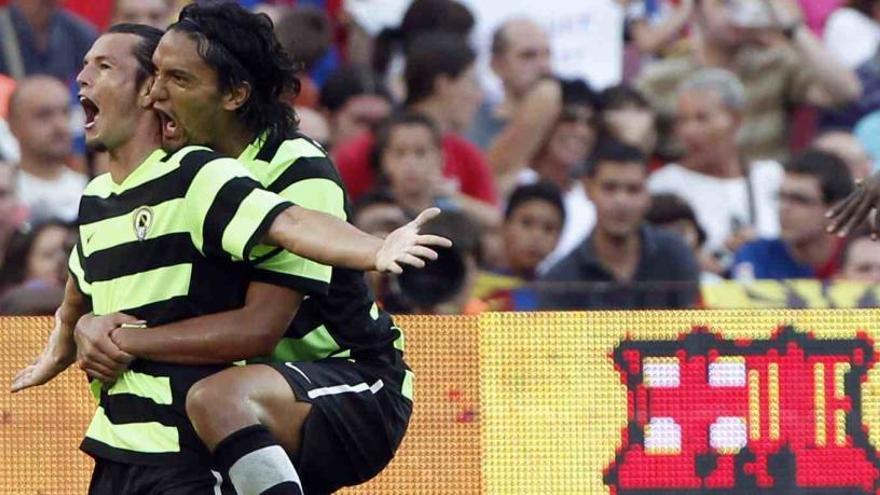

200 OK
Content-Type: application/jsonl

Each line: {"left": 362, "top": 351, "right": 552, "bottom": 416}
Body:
{"left": 238, "top": 133, "right": 412, "bottom": 400}
{"left": 69, "top": 146, "right": 293, "bottom": 466}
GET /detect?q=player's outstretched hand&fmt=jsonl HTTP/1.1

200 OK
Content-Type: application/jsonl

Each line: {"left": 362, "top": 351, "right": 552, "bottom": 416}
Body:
{"left": 827, "top": 173, "right": 880, "bottom": 238}
{"left": 375, "top": 207, "right": 453, "bottom": 274}
{"left": 11, "top": 315, "right": 76, "bottom": 393}
{"left": 74, "top": 313, "right": 138, "bottom": 384}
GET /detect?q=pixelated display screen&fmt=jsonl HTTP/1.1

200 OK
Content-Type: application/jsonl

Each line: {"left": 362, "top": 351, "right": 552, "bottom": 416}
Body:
{"left": 4, "top": 311, "right": 880, "bottom": 494}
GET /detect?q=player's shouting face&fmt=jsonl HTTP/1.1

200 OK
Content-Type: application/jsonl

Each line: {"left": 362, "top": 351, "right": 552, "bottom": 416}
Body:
{"left": 148, "top": 29, "right": 248, "bottom": 152}
{"left": 77, "top": 32, "right": 153, "bottom": 152}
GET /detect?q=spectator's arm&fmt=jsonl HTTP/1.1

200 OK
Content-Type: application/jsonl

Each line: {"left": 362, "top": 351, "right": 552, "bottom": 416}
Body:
{"left": 486, "top": 80, "right": 563, "bottom": 195}
{"left": 629, "top": 0, "right": 694, "bottom": 55}
{"left": 769, "top": 0, "right": 862, "bottom": 106}
{"left": 447, "top": 193, "right": 502, "bottom": 230}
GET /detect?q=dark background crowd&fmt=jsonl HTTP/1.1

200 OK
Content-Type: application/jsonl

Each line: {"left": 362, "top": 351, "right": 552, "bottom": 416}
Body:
{"left": 1, "top": 0, "right": 879, "bottom": 315}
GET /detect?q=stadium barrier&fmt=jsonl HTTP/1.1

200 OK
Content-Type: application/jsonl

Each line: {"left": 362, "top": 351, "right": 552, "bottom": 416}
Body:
{"left": 4, "top": 310, "right": 880, "bottom": 494}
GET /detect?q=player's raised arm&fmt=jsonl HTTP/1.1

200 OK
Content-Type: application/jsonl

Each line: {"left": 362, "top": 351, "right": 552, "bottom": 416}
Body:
{"left": 265, "top": 206, "right": 452, "bottom": 274}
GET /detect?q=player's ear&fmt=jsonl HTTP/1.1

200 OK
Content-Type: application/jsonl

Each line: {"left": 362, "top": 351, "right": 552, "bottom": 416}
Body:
{"left": 137, "top": 75, "right": 156, "bottom": 109}
{"left": 223, "top": 82, "right": 251, "bottom": 112}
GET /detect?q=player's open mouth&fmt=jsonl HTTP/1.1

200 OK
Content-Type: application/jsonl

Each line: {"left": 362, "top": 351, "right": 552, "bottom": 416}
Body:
{"left": 79, "top": 95, "right": 99, "bottom": 130}
{"left": 155, "top": 108, "right": 181, "bottom": 140}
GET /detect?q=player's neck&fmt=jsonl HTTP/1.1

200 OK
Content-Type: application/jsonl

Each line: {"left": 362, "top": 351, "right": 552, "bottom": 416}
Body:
{"left": 107, "top": 116, "right": 163, "bottom": 185}
{"left": 211, "top": 119, "right": 255, "bottom": 158}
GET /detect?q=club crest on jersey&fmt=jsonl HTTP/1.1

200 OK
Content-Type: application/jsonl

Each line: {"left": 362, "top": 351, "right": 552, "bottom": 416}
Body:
{"left": 133, "top": 206, "right": 153, "bottom": 241}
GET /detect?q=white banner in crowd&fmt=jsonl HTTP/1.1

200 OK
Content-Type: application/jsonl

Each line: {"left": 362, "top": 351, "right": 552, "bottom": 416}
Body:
{"left": 462, "top": 0, "right": 624, "bottom": 99}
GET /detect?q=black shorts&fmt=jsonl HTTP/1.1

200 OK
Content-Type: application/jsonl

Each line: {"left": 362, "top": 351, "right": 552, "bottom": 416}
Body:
{"left": 88, "top": 458, "right": 232, "bottom": 495}
{"left": 267, "top": 358, "right": 413, "bottom": 494}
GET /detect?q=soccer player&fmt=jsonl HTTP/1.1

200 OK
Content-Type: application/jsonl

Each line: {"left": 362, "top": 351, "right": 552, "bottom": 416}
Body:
{"left": 95, "top": 5, "right": 418, "bottom": 493}
{"left": 12, "top": 22, "right": 445, "bottom": 495}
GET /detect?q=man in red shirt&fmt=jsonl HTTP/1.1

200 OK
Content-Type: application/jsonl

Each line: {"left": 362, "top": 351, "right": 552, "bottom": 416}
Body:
{"left": 333, "top": 32, "right": 498, "bottom": 205}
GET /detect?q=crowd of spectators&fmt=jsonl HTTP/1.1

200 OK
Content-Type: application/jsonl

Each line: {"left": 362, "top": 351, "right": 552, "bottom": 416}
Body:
{"left": 2, "top": 0, "right": 880, "bottom": 314}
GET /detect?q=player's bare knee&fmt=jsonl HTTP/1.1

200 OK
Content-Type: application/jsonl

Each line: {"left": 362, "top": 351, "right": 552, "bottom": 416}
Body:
{"left": 185, "top": 374, "right": 246, "bottom": 425}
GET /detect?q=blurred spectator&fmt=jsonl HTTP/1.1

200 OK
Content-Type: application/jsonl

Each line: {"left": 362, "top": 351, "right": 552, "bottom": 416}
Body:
{"left": 838, "top": 234, "right": 880, "bottom": 282}
{"left": 352, "top": 189, "right": 410, "bottom": 239}
{"left": 538, "top": 140, "right": 699, "bottom": 310}
{"left": 467, "top": 18, "right": 552, "bottom": 150}
{"left": 855, "top": 109, "right": 880, "bottom": 167}
{"left": 111, "top": 0, "right": 174, "bottom": 29}
{"left": 333, "top": 32, "right": 497, "bottom": 205}
{"left": 7, "top": 76, "right": 85, "bottom": 223}
{"left": 295, "top": 106, "right": 330, "bottom": 145}
{"left": 373, "top": 111, "right": 499, "bottom": 229}
{"left": 503, "top": 79, "right": 599, "bottom": 272}
{"left": 0, "top": 162, "right": 26, "bottom": 266}
{"left": 732, "top": 149, "right": 854, "bottom": 281}
{"left": 813, "top": 130, "right": 874, "bottom": 180}
{"left": 824, "top": 0, "right": 880, "bottom": 68}
{"left": 637, "top": 0, "right": 861, "bottom": 163}
{"left": 0, "top": 0, "right": 97, "bottom": 81}
{"left": 351, "top": 190, "right": 411, "bottom": 307}
{"left": 319, "top": 65, "right": 392, "bottom": 150}
{"left": 0, "top": 219, "right": 73, "bottom": 295}
{"left": 383, "top": 210, "right": 484, "bottom": 315}
{"left": 496, "top": 182, "right": 564, "bottom": 279}
{"left": 625, "top": 0, "right": 694, "bottom": 56}
{"left": 275, "top": 5, "right": 337, "bottom": 107}
{"left": 645, "top": 192, "right": 721, "bottom": 284}
{"left": 370, "top": 0, "right": 475, "bottom": 101}
{"left": 598, "top": 83, "right": 658, "bottom": 156}
{"left": 821, "top": 48, "right": 880, "bottom": 129}
{"left": 475, "top": 182, "right": 564, "bottom": 311}
{"left": 648, "top": 69, "right": 783, "bottom": 270}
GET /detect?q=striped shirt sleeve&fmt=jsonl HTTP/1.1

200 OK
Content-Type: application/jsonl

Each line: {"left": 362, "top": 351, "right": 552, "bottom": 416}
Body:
{"left": 249, "top": 153, "right": 345, "bottom": 295}
{"left": 182, "top": 151, "right": 292, "bottom": 262}
{"left": 67, "top": 241, "right": 92, "bottom": 298}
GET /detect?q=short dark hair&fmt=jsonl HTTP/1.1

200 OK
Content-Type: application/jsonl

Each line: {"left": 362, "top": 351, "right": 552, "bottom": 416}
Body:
{"left": 559, "top": 78, "right": 597, "bottom": 109}
{"left": 170, "top": 2, "right": 300, "bottom": 144}
{"left": 106, "top": 23, "right": 164, "bottom": 88}
{"left": 599, "top": 84, "right": 651, "bottom": 112}
{"left": 785, "top": 148, "right": 855, "bottom": 204}
{"left": 320, "top": 65, "right": 391, "bottom": 113}
{"left": 404, "top": 32, "right": 475, "bottom": 106}
{"left": 372, "top": 0, "right": 474, "bottom": 76}
{"left": 645, "top": 193, "right": 707, "bottom": 246}
{"left": 584, "top": 139, "right": 647, "bottom": 177}
{"left": 371, "top": 111, "right": 442, "bottom": 173}
{"left": 275, "top": 6, "right": 332, "bottom": 72}
{"left": 505, "top": 181, "right": 566, "bottom": 224}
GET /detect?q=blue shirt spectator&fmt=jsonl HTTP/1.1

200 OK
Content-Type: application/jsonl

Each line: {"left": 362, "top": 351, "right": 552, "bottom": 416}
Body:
{"left": 732, "top": 238, "right": 816, "bottom": 280}
{"left": 0, "top": 3, "right": 97, "bottom": 82}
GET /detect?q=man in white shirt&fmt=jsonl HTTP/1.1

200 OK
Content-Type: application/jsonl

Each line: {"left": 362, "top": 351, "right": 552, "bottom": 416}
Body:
{"left": 649, "top": 68, "right": 782, "bottom": 271}
{"left": 7, "top": 76, "right": 86, "bottom": 223}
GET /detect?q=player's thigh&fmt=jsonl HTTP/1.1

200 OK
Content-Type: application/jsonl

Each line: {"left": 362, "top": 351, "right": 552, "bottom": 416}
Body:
{"left": 266, "top": 360, "right": 412, "bottom": 493}
{"left": 188, "top": 364, "right": 312, "bottom": 454}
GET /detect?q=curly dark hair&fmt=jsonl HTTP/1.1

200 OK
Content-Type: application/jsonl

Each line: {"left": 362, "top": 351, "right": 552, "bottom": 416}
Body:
{"left": 170, "top": 1, "right": 300, "bottom": 143}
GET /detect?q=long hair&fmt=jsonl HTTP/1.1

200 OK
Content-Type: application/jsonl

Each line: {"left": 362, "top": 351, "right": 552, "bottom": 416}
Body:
{"left": 170, "top": 2, "right": 301, "bottom": 143}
